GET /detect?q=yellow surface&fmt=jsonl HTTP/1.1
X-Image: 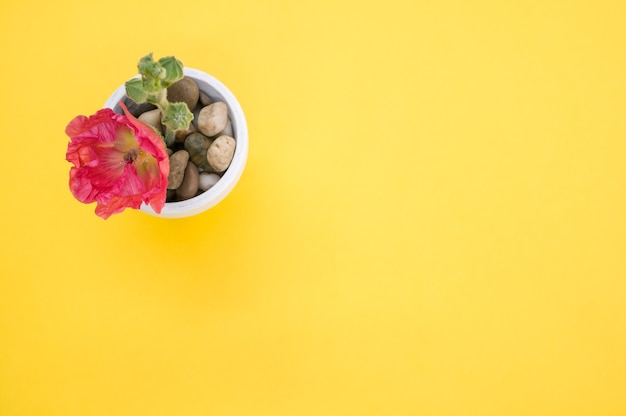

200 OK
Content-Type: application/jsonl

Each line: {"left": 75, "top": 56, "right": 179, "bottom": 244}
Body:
{"left": 1, "top": 0, "right": 625, "bottom": 414}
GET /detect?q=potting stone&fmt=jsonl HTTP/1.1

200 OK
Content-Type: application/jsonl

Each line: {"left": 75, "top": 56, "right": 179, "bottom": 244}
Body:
{"left": 198, "top": 172, "right": 220, "bottom": 191}
{"left": 176, "top": 161, "right": 199, "bottom": 200}
{"left": 207, "top": 135, "right": 236, "bottom": 172}
{"left": 220, "top": 119, "right": 233, "bottom": 138}
{"left": 167, "top": 77, "right": 200, "bottom": 111}
{"left": 168, "top": 150, "right": 189, "bottom": 189}
{"left": 199, "top": 91, "right": 212, "bottom": 106}
{"left": 138, "top": 108, "right": 163, "bottom": 135}
{"left": 184, "top": 132, "right": 213, "bottom": 171}
{"left": 175, "top": 122, "right": 197, "bottom": 143}
{"left": 122, "top": 96, "right": 156, "bottom": 117}
{"left": 197, "top": 102, "right": 228, "bottom": 137}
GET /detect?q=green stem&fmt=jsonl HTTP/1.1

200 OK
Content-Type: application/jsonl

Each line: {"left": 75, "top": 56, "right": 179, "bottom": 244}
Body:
{"left": 157, "top": 97, "right": 169, "bottom": 111}
{"left": 164, "top": 128, "right": 176, "bottom": 147}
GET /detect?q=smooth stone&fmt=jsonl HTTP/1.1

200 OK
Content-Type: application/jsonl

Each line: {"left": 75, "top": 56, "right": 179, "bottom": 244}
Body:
{"left": 183, "top": 132, "right": 213, "bottom": 171}
{"left": 191, "top": 105, "right": 202, "bottom": 130}
{"left": 197, "top": 102, "right": 228, "bottom": 137}
{"left": 199, "top": 91, "right": 213, "bottom": 106}
{"left": 175, "top": 122, "right": 197, "bottom": 143}
{"left": 167, "top": 77, "right": 199, "bottom": 111}
{"left": 122, "top": 96, "right": 156, "bottom": 117}
{"left": 176, "top": 161, "right": 199, "bottom": 200}
{"left": 198, "top": 172, "right": 220, "bottom": 191}
{"left": 166, "top": 188, "right": 177, "bottom": 202}
{"left": 207, "top": 135, "right": 236, "bottom": 172}
{"left": 167, "top": 150, "right": 189, "bottom": 189}
{"left": 166, "top": 148, "right": 173, "bottom": 156}
{"left": 214, "top": 119, "right": 233, "bottom": 138}
{"left": 138, "top": 109, "right": 163, "bottom": 134}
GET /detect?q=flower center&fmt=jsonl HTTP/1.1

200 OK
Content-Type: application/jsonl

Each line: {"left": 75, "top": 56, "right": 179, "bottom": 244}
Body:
{"left": 124, "top": 148, "right": 140, "bottom": 163}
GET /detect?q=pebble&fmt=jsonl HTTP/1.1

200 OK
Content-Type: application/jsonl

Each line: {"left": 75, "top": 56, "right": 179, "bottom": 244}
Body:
{"left": 183, "top": 132, "right": 213, "bottom": 171}
{"left": 166, "top": 188, "right": 177, "bottom": 202}
{"left": 175, "top": 122, "right": 197, "bottom": 143}
{"left": 199, "top": 91, "right": 213, "bottom": 106}
{"left": 197, "top": 102, "right": 228, "bottom": 137}
{"left": 198, "top": 172, "right": 220, "bottom": 191}
{"left": 122, "top": 96, "right": 156, "bottom": 117}
{"left": 167, "top": 150, "right": 189, "bottom": 189}
{"left": 167, "top": 77, "right": 200, "bottom": 111}
{"left": 207, "top": 135, "right": 236, "bottom": 172}
{"left": 191, "top": 105, "right": 202, "bottom": 130}
{"left": 138, "top": 109, "right": 163, "bottom": 135}
{"left": 128, "top": 89, "right": 237, "bottom": 201}
{"left": 176, "top": 161, "right": 199, "bottom": 200}
{"left": 219, "top": 119, "right": 233, "bottom": 138}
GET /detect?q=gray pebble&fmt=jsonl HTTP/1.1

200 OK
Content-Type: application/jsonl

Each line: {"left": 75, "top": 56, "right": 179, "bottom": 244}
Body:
{"left": 122, "top": 96, "right": 156, "bottom": 117}
{"left": 191, "top": 105, "right": 202, "bottom": 130}
{"left": 199, "top": 91, "right": 213, "bottom": 106}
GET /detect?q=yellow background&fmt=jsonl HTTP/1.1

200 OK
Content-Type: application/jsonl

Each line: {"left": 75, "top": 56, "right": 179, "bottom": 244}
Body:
{"left": 1, "top": 0, "right": 625, "bottom": 414}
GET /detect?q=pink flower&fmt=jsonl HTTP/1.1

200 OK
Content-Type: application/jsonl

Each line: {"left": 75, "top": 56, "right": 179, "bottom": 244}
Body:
{"left": 65, "top": 102, "right": 169, "bottom": 219}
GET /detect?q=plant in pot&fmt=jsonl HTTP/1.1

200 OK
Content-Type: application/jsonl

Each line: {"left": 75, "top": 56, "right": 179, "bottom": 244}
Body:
{"left": 65, "top": 53, "right": 248, "bottom": 219}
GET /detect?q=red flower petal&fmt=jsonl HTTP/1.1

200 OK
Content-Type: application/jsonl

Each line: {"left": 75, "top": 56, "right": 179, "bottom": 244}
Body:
{"left": 95, "top": 194, "right": 144, "bottom": 219}
{"left": 66, "top": 104, "right": 170, "bottom": 218}
{"left": 66, "top": 109, "right": 116, "bottom": 138}
{"left": 119, "top": 102, "right": 170, "bottom": 214}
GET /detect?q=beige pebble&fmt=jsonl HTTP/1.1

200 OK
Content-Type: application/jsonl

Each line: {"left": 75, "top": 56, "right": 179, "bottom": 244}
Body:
{"left": 197, "top": 102, "right": 228, "bottom": 137}
{"left": 212, "top": 119, "right": 233, "bottom": 138}
{"left": 207, "top": 135, "right": 236, "bottom": 172}
{"left": 138, "top": 109, "right": 163, "bottom": 135}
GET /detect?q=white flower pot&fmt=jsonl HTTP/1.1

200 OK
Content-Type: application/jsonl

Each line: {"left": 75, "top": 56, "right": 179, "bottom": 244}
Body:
{"left": 104, "top": 68, "right": 248, "bottom": 218}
